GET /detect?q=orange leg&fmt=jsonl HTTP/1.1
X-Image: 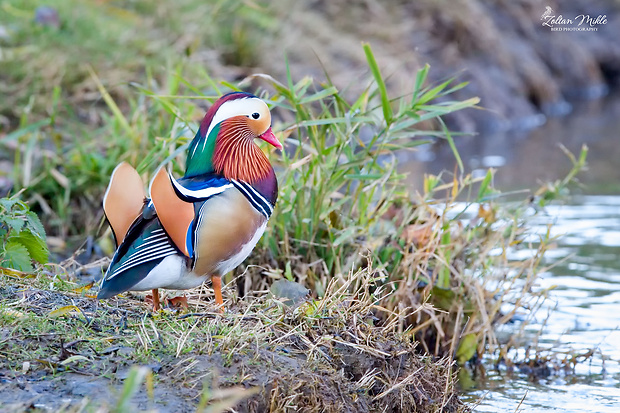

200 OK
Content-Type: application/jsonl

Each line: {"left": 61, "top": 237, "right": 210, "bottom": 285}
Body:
{"left": 212, "top": 274, "right": 224, "bottom": 310}
{"left": 152, "top": 288, "right": 161, "bottom": 311}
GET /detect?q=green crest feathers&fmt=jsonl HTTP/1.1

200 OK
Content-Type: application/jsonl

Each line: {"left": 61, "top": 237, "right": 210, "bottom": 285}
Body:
{"left": 185, "top": 124, "right": 220, "bottom": 178}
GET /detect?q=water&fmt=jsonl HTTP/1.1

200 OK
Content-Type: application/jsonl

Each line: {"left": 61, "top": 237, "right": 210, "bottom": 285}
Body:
{"left": 401, "top": 93, "right": 620, "bottom": 411}
{"left": 467, "top": 196, "right": 620, "bottom": 412}
{"left": 401, "top": 92, "right": 620, "bottom": 195}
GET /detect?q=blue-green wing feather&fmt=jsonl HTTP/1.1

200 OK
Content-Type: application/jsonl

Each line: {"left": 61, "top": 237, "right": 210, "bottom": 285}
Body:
{"left": 98, "top": 202, "right": 182, "bottom": 299}
{"left": 98, "top": 171, "right": 269, "bottom": 299}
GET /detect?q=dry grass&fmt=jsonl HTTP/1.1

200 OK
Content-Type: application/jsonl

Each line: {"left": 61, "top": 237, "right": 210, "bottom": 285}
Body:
{"left": 0, "top": 261, "right": 468, "bottom": 412}
{"left": 0, "top": 2, "right": 595, "bottom": 410}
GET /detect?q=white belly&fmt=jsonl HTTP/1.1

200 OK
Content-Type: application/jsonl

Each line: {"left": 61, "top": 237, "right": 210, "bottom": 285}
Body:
{"left": 131, "top": 255, "right": 207, "bottom": 291}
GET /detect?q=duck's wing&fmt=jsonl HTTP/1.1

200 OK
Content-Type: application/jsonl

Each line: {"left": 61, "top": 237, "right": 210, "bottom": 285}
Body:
{"left": 103, "top": 162, "right": 147, "bottom": 246}
{"left": 149, "top": 168, "right": 232, "bottom": 258}
{"left": 97, "top": 202, "right": 183, "bottom": 299}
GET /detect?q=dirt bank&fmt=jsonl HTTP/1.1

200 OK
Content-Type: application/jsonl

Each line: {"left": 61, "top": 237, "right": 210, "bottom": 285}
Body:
{"left": 261, "top": 0, "right": 620, "bottom": 133}
{"left": 0, "top": 269, "right": 467, "bottom": 412}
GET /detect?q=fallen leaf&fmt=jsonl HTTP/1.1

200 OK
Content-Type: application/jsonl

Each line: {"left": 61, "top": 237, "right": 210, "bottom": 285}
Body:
{"left": 60, "top": 355, "right": 90, "bottom": 366}
{"left": 0, "top": 266, "right": 35, "bottom": 278}
{"left": 49, "top": 305, "right": 79, "bottom": 318}
{"left": 402, "top": 223, "right": 433, "bottom": 247}
{"left": 72, "top": 281, "right": 94, "bottom": 294}
{"left": 477, "top": 204, "right": 495, "bottom": 224}
{"left": 35, "top": 359, "right": 58, "bottom": 369}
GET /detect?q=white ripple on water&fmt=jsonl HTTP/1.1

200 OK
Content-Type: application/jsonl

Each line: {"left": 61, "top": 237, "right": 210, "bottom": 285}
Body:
{"left": 471, "top": 195, "right": 620, "bottom": 412}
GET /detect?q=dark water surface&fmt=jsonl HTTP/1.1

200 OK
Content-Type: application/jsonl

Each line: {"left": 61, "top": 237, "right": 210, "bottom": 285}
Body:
{"left": 402, "top": 92, "right": 620, "bottom": 195}
{"left": 401, "top": 94, "right": 620, "bottom": 412}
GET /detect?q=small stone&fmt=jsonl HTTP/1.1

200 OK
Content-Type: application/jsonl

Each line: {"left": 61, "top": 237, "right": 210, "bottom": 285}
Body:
{"left": 269, "top": 279, "right": 310, "bottom": 307}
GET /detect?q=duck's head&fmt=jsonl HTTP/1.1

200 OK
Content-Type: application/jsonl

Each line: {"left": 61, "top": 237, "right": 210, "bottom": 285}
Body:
{"left": 186, "top": 92, "right": 282, "bottom": 181}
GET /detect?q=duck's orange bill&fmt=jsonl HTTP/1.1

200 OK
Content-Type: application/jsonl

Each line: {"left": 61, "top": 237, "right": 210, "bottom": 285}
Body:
{"left": 258, "top": 128, "right": 282, "bottom": 150}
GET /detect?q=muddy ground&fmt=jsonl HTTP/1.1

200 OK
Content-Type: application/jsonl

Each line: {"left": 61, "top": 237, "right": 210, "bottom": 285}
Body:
{"left": 0, "top": 273, "right": 467, "bottom": 413}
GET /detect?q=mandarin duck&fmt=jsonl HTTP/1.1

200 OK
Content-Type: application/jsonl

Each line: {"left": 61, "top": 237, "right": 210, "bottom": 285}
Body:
{"left": 97, "top": 92, "right": 281, "bottom": 310}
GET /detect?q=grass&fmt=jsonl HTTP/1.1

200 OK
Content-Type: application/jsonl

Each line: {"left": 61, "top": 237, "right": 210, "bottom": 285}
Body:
{"left": 0, "top": 1, "right": 591, "bottom": 411}
{"left": 0, "top": 0, "right": 276, "bottom": 122}
{"left": 0, "top": 263, "right": 466, "bottom": 412}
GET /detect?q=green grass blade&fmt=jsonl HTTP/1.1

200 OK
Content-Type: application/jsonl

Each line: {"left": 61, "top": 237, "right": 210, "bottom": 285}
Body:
{"left": 2, "top": 120, "right": 50, "bottom": 143}
{"left": 299, "top": 86, "right": 339, "bottom": 105}
{"left": 412, "top": 64, "right": 430, "bottom": 102}
{"left": 88, "top": 67, "right": 134, "bottom": 140}
{"left": 439, "top": 119, "right": 464, "bottom": 174}
{"left": 477, "top": 169, "right": 493, "bottom": 201}
{"left": 363, "top": 43, "right": 392, "bottom": 125}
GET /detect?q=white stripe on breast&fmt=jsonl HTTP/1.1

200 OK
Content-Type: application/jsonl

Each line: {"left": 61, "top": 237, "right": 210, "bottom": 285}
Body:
{"left": 232, "top": 179, "right": 273, "bottom": 215}
{"left": 170, "top": 172, "right": 233, "bottom": 199}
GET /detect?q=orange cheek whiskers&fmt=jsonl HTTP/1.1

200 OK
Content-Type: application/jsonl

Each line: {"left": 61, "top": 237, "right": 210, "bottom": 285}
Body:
{"left": 213, "top": 119, "right": 273, "bottom": 184}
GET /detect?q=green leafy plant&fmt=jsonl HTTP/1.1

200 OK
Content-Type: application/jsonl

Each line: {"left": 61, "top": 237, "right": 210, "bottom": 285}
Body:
{"left": 0, "top": 196, "right": 48, "bottom": 272}
{"left": 249, "top": 44, "right": 479, "bottom": 296}
{"left": 6, "top": 42, "right": 586, "bottom": 366}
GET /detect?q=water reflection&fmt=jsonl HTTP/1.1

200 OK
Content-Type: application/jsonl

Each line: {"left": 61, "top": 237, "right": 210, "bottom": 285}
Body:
{"left": 401, "top": 93, "right": 620, "bottom": 194}
{"left": 458, "top": 195, "right": 620, "bottom": 412}
{"left": 401, "top": 91, "right": 620, "bottom": 410}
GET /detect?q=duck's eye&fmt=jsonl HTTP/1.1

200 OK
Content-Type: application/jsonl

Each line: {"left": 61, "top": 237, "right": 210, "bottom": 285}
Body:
{"left": 251, "top": 112, "right": 260, "bottom": 119}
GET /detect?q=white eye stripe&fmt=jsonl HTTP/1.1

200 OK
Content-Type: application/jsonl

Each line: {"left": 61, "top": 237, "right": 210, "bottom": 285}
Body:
{"left": 204, "top": 98, "right": 268, "bottom": 143}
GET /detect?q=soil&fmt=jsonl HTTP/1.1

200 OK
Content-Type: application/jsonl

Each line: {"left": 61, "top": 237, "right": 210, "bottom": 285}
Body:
{"left": 257, "top": 0, "right": 620, "bottom": 133}
{"left": 0, "top": 279, "right": 467, "bottom": 412}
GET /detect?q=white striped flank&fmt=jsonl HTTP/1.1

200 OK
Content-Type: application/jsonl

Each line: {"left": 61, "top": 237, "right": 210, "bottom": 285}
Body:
{"left": 140, "top": 228, "right": 164, "bottom": 243}
{"left": 108, "top": 249, "right": 177, "bottom": 280}
{"left": 106, "top": 232, "right": 177, "bottom": 280}
{"left": 115, "top": 241, "right": 174, "bottom": 269}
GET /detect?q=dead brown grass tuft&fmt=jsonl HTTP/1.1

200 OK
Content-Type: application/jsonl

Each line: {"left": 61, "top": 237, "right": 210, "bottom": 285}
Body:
{"left": 0, "top": 263, "right": 468, "bottom": 412}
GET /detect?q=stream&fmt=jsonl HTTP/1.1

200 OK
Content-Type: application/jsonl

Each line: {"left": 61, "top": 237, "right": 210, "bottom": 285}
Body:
{"left": 467, "top": 196, "right": 620, "bottom": 412}
{"left": 402, "top": 93, "right": 620, "bottom": 412}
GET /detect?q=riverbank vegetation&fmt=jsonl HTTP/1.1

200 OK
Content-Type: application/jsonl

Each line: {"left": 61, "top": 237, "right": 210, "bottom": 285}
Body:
{"left": 0, "top": 1, "right": 589, "bottom": 411}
